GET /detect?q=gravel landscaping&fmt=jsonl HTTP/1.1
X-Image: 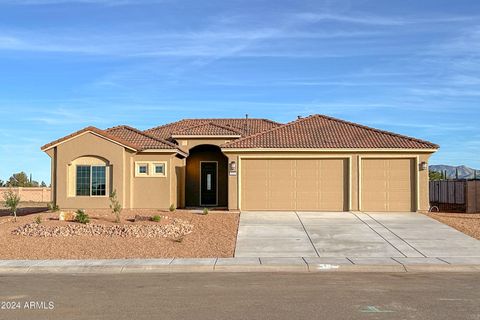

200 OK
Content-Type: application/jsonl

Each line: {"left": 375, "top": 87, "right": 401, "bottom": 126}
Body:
{"left": 0, "top": 207, "right": 239, "bottom": 259}
{"left": 423, "top": 212, "right": 480, "bottom": 240}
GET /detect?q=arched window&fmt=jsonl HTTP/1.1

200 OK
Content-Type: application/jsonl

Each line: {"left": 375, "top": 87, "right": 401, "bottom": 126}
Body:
{"left": 69, "top": 156, "right": 110, "bottom": 197}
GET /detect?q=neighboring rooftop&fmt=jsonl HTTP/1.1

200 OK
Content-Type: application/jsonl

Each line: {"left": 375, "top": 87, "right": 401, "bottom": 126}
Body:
{"left": 145, "top": 118, "right": 281, "bottom": 140}
{"left": 222, "top": 114, "right": 439, "bottom": 149}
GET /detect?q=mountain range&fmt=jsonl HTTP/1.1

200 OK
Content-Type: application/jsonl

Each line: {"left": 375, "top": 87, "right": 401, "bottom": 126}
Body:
{"left": 429, "top": 165, "right": 479, "bottom": 180}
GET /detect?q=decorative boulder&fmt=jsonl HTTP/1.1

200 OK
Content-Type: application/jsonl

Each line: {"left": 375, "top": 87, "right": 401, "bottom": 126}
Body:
{"left": 59, "top": 211, "right": 77, "bottom": 221}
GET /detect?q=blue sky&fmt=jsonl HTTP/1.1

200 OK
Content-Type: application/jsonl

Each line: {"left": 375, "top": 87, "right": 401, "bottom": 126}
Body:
{"left": 0, "top": 0, "right": 479, "bottom": 184}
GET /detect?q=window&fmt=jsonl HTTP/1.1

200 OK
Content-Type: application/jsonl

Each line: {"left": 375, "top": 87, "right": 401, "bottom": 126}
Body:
{"left": 91, "top": 166, "right": 106, "bottom": 196}
{"left": 76, "top": 166, "right": 91, "bottom": 196}
{"left": 138, "top": 164, "right": 148, "bottom": 175}
{"left": 76, "top": 165, "right": 107, "bottom": 197}
{"left": 135, "top": 161, "right": 167, "bottom": 177}
{"left": 154, "top": 163, "right": 165, "bottom": 175}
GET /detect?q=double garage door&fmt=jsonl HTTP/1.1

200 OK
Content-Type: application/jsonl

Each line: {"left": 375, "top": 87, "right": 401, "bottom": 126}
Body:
{"left": 240, "top": 158, "right": 349, "bottom": 211}
{"left": 240, "top": 158, "right": 416, "bottom": 212}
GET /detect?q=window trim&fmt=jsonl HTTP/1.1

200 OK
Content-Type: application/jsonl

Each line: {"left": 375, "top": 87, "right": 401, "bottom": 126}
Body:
{"left": 75, "top": 164, "right": 108, "bottom": 197}
{"left": 134, "top": 161, "right": 168, "bottom": 178}
{"left": 136, "top": 163, "right": 149, "bottom": 177}
{"left": 152, "top": 162, "right": 167, "bottom": 177}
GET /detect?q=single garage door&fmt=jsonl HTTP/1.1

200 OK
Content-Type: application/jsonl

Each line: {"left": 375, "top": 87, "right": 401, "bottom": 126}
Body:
{"left": 240, "top": 158, "right": 348, "bottom": 211}
{"left": 361, "top": 158, "right": 416, "bottom": 212}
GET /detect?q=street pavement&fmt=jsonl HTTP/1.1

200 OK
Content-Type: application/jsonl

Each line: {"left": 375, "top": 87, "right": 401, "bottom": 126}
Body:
{"left": 0, "top": 272, "right": 479, "bottom": 320}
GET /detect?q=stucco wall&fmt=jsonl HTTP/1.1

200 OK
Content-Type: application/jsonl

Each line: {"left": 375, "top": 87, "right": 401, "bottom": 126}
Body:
{"left": 53, "top": 132, "right": 126, "bottom": 209}
{"left": 131, "top": 153, "right": 176, "bottom": 209}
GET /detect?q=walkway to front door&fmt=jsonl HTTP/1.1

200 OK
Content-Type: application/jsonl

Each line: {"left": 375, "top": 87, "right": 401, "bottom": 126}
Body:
{"left": 235, "top": 212, "right": 480, "bottom": 258}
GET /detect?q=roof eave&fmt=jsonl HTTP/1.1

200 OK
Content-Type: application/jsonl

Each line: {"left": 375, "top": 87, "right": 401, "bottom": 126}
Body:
{"left": 41, "top": 129, "right": 138, "bottom": 152}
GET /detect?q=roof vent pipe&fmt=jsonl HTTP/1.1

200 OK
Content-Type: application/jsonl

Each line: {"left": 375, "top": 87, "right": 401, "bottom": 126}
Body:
{"left": 245, "top": 114, "right": 249, "bottom": 135}
{"left": 297, "top": 115, "right": 302, "bottom": 119}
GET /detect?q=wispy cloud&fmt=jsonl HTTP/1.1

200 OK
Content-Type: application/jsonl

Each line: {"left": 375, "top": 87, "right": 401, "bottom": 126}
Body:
{"left": 0, "top": 0, "right": 164, "bottom": 6}
{"left": 295, "top": 12, "right": 479, "bottom": 26}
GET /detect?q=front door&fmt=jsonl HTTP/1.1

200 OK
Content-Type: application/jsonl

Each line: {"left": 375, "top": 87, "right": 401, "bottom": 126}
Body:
{"left": 200, "top": 162, "right": 217, "bottom": 206}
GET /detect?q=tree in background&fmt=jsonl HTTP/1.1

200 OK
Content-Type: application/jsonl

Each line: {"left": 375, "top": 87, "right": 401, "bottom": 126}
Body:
{"left": 0, "top": 180, "right": 4, "bottom": 187}
{"left": 5, "top": 172, "right": 39, "bottom": 187}
{"left": 40, "top": 181, "right": 47, "bottom": 187}
{"left": 429, "top": 170, "right": 444, "bottom": 181}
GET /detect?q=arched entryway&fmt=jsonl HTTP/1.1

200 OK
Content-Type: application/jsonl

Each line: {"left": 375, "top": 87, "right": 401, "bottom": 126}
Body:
{"left": 185, "top": 145, "right": 228, "bottom": 207}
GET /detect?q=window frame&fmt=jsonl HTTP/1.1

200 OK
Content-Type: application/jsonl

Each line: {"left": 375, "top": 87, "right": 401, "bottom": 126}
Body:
{"left": 134, "top": 161, "right": 168, "bottom": 178}
{"left": 152, "top": 162, "right": 167, "bottom": 177}
{"left": 75, "top": 164, "right": 108, "bottom": 197}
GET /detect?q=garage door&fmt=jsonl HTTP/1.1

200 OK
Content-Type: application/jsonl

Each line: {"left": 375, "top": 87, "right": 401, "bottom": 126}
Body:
{"left": 361, "top": 158, "right": 415, "bottom": 212}
{"left": 240, "top": 158, "right": 348, "bottom": 211}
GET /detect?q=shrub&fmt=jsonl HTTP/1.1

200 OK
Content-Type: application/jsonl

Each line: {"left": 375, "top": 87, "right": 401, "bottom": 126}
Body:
{"left": 75, "top": 209, "right": 90, "bottom": 224}
{"left": 109, "top": 190, "right": 122, "bottom": 223}
{"left": 3, "top": 189, "right": 21, "bottom": 222}
{"left": 151, "top": 215, "right": 161, "bottom": 222}
{"left": 47, "top": 202, "right": 60, "bottom": 212}
{"left": 202, "top": 208, "right": 209, "bottom": 215}
{"left": 34, "top": 216, "right": 42, "bottom": 224}
{"left": 169, "top": 204, "right": 176, "bottom": 212}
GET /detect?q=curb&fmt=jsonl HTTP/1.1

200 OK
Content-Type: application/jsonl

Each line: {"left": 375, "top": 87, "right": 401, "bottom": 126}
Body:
{"left": 0, "top": 258, "right": 479, "bottom": 274}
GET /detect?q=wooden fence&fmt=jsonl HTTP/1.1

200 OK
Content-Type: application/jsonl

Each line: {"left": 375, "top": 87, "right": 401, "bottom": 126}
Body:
{"left": 0, "top": 187, "right": 51, "bottom": 203}
{"left": 429, "top": 180, "right": 480, "bottom": 213}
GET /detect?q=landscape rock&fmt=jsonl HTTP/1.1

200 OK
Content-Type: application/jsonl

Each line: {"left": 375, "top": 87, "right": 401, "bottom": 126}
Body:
{"left": 12, "top": 219, "right": 194, "bottom": 239}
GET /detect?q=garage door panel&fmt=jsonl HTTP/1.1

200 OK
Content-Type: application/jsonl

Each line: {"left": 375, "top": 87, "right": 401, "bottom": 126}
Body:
{"left": 241, "top": 158, "right": 347, "bottom": 211}
{"left": 361, "top": 158, "right": 415, "bottom": 212}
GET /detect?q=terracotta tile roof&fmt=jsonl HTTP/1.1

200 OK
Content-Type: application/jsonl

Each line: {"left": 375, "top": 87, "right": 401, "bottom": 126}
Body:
{"left": 105, "top": 125, "right": 181, "bottom": 150}
{"left": 172, "top": 122, "right": 243, "bottom": 136}
{"left": 41, "top": 126, "right": 140, "bottom": 151}
{"left": 145, "top": 118, "right": 281, "bottom": 140}
{"left": 41, "top": 126, "right": 185, "bottom": 154}
{"left": 222, "top": 114, "right": 439, "bottom": 149}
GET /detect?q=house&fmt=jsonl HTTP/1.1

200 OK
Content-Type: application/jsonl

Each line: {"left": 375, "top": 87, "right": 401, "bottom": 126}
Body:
{"left": 41, "top": 115, "right": 439, "bottom": 212}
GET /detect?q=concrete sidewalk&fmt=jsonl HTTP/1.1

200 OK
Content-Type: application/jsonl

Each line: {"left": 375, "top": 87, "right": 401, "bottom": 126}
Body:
{"left": 1, "top": 257, "right": 479, "bottom": 274}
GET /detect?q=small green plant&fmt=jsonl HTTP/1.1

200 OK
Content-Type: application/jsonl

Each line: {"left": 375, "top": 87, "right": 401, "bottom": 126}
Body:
{"left": 75, "top": 209, "right": 90, "bottom": 224}
{"left": 34, "top": 216, "right": 42, "bottom": 224}
{"left": 3, "top": 189, "right": 21, "bottom": 222}
{"left": 202, "top": 208, "right": 209, "bottom": 215}
{"left": 151, "top": 215, "right": 161, "bottom": 222}
{"left": 47, "top": 202, "right": 60, "bottom": 212}
{"left": 169, "top": 204, "right": 176, "bottom": 212}
{"left": 109, "top": 190, "right": 122, "bottom": 223}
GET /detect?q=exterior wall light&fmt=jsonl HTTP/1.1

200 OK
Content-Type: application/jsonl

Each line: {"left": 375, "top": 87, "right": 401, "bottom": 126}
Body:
{"left": 420, "top": 162, "right": 428, "bottom": 171}
{"left": 229, "top": 161, "right": 237, "bottom": 175}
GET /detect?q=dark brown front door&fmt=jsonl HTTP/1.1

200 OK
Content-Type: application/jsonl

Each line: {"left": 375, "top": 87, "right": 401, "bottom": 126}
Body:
{"left": 200, "top": 162, "right": 217, "bottom": 206}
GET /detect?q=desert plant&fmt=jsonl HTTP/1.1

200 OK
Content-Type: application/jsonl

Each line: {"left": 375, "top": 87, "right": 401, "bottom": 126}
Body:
{"left": 151, "top": 215, "right": 161, "bottom": 222}
{"left": 47, "top": 202, "right": 60, "bottom": 212}
{"left": 169, "top": 204, "right": 176, "bottom": 212}
{"left": 202, "top": 208, "right": 209, "bottom": 215}
{"left": 75, "top": 209, "right": 90, "bottom": 224}
{"left": 3, "top": 189, "right": 21, "bottom": 222}
{"left": 109, "top": 190, "right": 122, "bottom": 223}
{"left": 34, "top": 216, "right": 42, "bottom": 224}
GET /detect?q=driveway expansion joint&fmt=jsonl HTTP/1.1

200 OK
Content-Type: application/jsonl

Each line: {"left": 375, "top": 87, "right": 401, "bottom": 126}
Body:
{"left": 364, "top": 212, "right": 427, "bottom": 258}
{"left": 295, "top": 211, "right": 320, "bottom": 257}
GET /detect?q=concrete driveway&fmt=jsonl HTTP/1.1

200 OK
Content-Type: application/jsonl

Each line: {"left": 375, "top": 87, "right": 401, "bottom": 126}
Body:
{"left": 235, "top": 211, "right": 480, "bottom": 258}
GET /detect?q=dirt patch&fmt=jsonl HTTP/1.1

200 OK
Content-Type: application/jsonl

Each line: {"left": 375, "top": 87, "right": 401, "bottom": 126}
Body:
{"left": 423, "top": 212, "right": 480, "bottom": 240}
{"left": 0, "top": 208, "right": 240, "bottom": 259}
{"left": 0, "top": 202, "right": 49, "bottom": 218}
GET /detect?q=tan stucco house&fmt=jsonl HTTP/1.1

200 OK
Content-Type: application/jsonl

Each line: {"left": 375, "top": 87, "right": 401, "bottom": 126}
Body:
{"left": 41, "top": 115, "right": 438, "bottom": 212}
